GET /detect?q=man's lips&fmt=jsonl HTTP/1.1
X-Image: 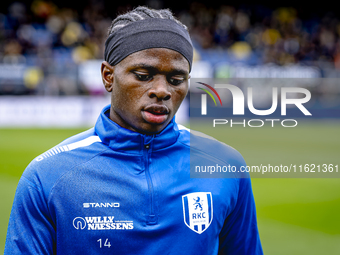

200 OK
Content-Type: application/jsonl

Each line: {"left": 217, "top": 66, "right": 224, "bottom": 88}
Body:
{"left": 142, "top": 105, "right": 170, "bottom": 124}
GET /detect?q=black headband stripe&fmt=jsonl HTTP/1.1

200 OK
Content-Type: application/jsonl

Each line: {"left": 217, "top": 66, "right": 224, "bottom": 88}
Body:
{"left": 104, "top": 18, "right": 193, "bottom": 71}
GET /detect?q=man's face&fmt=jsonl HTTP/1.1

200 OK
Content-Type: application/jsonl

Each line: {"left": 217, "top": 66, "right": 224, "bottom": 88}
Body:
{"left": 101, "top": 48, "right": 190, "bottom": 134}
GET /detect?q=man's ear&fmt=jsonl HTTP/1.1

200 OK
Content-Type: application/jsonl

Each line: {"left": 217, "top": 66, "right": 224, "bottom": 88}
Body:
{"left": 101, "top": 61, "right": 114, "bottom": 92}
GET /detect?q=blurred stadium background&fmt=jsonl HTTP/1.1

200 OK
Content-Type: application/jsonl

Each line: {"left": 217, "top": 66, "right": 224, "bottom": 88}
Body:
{"left": 0, "top": 0, "right": 340, "bottom": 254}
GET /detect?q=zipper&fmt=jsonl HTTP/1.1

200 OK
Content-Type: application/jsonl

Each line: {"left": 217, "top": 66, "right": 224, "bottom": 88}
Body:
{"left": 143, "top": 137, "right": 158, "bottom": 225}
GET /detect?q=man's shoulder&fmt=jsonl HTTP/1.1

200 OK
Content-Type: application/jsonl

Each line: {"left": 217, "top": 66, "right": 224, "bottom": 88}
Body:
{"left": 177, "top": 124, "right": 246, "bottom": 166}
{"left": 34, "top": 127, "right": 103, "bottom": 163}
{"left": 21, "top": 128, "right": 106, "bottom": 196}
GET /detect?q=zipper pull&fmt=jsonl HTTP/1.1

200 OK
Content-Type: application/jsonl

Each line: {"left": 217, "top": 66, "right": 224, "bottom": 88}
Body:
{"left": 143, "top": 135, "right": 154, "bottom": 150}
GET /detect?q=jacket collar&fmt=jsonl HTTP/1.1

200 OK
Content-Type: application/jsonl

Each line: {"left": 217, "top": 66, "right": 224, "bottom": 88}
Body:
{"left": 94, "top": 105, "right": 180, "bottom": 153}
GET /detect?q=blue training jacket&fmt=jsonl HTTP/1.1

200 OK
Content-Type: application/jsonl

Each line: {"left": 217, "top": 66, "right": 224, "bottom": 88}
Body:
{"left": 5, "top": 105, "right": 263, "bottom": 254}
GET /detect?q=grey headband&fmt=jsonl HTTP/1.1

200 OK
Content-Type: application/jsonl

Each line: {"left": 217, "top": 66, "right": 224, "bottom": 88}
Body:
{"left": 104, "top": 18, "right": 193, "bottom": 71}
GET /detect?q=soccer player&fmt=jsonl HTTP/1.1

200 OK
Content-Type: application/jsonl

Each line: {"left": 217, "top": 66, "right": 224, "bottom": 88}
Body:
{"left": 4, "top": 6, "right": 263, "bottom": 254}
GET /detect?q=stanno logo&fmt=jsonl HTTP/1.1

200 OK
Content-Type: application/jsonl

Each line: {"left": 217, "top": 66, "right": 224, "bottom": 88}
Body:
{"left": 182, "top": 192, "right": 213, "bottom": 234}
{"left": 72, "top": 216, "right": 133, "bottom": 230}
{"left": 83, "top": 202, "right": 120, "bottom": 208}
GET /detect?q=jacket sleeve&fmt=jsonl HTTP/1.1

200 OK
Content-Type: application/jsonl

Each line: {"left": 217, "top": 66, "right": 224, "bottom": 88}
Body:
{"left": 4, "top": 176, "right": 55, "bottom": 254}
{"left": 218, "top": 177, "right": 263, "bottom": 255}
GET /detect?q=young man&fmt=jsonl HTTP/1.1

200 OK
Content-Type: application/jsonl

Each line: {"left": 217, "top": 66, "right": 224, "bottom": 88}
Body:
{"left": 5, "top": 6, "right": 263, "bottom": 254}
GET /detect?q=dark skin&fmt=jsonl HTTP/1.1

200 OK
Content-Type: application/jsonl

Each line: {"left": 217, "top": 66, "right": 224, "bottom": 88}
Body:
{"left": 101, "top": 48, "right": 190, "bottom": 134}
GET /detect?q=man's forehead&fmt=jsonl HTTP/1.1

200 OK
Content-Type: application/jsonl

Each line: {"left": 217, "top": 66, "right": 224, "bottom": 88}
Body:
{"left": 121, "top": 48, "right": 190, "bottom": 73}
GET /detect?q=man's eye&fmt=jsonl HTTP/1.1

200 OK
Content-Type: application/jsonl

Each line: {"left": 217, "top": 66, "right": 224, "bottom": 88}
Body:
{"left": 168, "top": 77, "right": 184, "bottom": 86}
{"left": 135, "top": 73, "right": 152, "bottom": 81}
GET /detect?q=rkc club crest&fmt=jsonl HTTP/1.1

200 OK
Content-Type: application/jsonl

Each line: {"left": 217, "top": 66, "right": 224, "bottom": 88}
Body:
{"left": 182, "top": 192, "right": 213, "bottom": 234}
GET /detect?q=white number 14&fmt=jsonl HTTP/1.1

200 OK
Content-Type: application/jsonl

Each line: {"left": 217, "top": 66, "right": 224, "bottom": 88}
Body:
{"left": 97, "top": 238, "right": 111, "bottom": 248}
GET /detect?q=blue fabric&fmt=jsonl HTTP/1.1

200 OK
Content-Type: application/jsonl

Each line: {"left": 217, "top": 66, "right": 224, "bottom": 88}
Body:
{"left": 5, "top": 105, "right": 263, "bottom": 254}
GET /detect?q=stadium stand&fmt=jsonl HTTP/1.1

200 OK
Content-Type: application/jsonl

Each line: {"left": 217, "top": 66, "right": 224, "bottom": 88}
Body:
{"left": 0, "top": 1, "right": 340, "bottom": 95}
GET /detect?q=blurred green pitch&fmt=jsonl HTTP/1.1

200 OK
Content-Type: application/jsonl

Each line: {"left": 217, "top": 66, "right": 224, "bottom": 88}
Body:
{"left": 1, "top": 121, "right": 340, "bottom": 254}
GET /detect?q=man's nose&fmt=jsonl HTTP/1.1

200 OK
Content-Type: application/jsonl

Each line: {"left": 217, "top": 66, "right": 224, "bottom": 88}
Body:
{"left": 148, "top": 76, "right": 171, "bottom": 101}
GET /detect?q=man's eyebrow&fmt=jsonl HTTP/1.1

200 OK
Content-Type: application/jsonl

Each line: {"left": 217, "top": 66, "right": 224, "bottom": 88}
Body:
{"left": 170, "top": 69, "right": 189, "bottom": 76}
{"left": 130, "top": 63, "right": 157, "bottom": 71}
{"left": 131, "top": 63, "right": 189, "bottom": 76}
